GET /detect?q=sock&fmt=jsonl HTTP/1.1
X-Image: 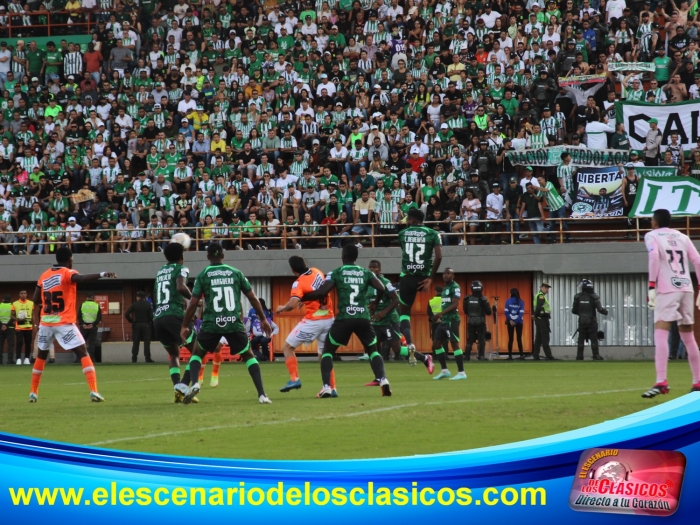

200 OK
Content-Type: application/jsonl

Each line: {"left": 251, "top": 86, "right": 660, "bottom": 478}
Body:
{"left": 169, "top": 367, "right": 181, "bottom": 386}
{"left": 454, "top": 350, "right": 464, "bottom": 373}
{"left": 31, "top": 357, "right": 46, "bottom": 395}
{"left": 246, "top": 358, "right": 265, "bottom": 396}
{"left": 400, "top": 316, "right": 413, "bottom": 345}
{"left": 654, "top": 329, "right": 670, "bottom": 384}
{"left": 435, "top": 348, "right": 447, "bottom": 370}
{"left": 189, "top": 355, "right": 202, "bottom": 386}
{"left": 212, "top": 351, "right": 222, "bottom": 377}
{"left": 321, "top": 353, "right": 334, "bottom": 386}
{"left": 81, "top": 356, "right": 98, "bottom": 393}
{"left": 368, "top": 349, "right": 386, "bottom": 380}
{"left": 285, "top": 355, "right": 299, "bottom": 381}
{"left": 680, "top": 331, "right": 700, "bottom": 384}
{"left": 330, "top": 370, "right": 336, "bottom": 390}
{"left": 414, "top": 350, "right": 427, "bottom": 364}
{"left": 182, "top": 365, "right": 191, "bottom": 386}
{"left": 199, "top": 355, "right": 207, "bottom": 382}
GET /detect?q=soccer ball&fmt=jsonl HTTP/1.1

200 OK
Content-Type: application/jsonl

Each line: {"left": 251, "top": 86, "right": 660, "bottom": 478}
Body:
{"left": 170, "top": 233, "right": 192, "bottom": 250}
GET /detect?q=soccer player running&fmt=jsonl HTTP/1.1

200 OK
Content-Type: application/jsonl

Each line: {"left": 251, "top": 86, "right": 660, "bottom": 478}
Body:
{"left": 276, "top": 256, "right": 337, "bottom": 396}
{"left": 153, "top": 242, "right": 198, "bottom": 402}
{"left": 643, "top": 209, "right": 700, "bottom": 398}
{"left": 432, "top": 268, "right": 466, "bottom": 381}
{"left": 29, "top": 247, "right": 117, "bottom": 403}
{"left": 301, "top": 244, "right": 392, "bottom": 397}
{"left": 365, "top": 259, "right": 427, "bottom": 386}
{"left": 397, "top": 207, "right": 440, "bottom": 373}
{"left": 178, "top": 242, "right": 272, "bottom": 404}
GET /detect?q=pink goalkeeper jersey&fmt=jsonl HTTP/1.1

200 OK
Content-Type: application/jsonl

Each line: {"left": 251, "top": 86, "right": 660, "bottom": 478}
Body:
{"left": 645, "top": 228, "right": 700, "bottom": 294}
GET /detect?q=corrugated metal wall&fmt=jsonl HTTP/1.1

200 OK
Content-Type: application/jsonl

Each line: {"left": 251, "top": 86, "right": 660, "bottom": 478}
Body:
{"left": 533, "top": 273, "right": 653, "bottom": 346}
{"left": 241, "top": 278, "right": 272, "bottom": 317}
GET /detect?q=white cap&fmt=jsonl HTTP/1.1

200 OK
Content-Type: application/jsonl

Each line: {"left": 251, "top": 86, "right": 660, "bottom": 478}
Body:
{"left": 69, "top": 216, "right": 77, "bottom": 221}
{"left": 410, "top": 146, "right": 420, "bottom": 154}
{"left": 441, "top": 123, "right": 448, "bottom": 129}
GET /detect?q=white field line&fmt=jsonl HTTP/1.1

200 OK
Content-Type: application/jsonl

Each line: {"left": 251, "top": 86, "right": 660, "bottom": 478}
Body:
{"left": 88, "top": 387, "right": 642, "bottom": 446}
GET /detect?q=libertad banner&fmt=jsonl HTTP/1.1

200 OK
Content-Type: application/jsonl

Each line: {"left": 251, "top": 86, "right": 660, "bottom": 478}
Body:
{"left": 615, "top": 99, "right": 700, "bottom": 152}
{"left": 571, "top": 167, "right": 625, "bottom": 218}
{"left": 607, "top": 62, "right": 656, "bottom": 72}
{"left": 629, "top": 176, "right": 700, "bottom": 217}
{"left": 507, "top": 147, "right": 629, "bottom": 167}
{"left": 635, "top": 166, "right": 678, "bottom": 177}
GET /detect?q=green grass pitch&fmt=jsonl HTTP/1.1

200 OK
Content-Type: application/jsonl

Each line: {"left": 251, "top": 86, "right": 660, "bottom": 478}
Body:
{"left": 0, "top": 360, "right": 692, "bottom": 460}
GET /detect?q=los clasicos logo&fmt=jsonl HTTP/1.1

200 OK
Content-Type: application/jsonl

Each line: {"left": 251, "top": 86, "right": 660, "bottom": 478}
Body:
{"left": 569, "top": 448, "right": 686, "bottom": 517}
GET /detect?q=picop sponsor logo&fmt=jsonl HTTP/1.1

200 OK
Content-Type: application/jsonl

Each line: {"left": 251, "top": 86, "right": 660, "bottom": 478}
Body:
{"left": 405, "top": 263, "right": 425, "bottom": 271}
{"left": 672, "top": 277, "right": 690, "bottom": 289}
{"left": 345, "top": 306, "right": 366, "bottom": 315}
{"left": 154, "top": 304, "right": 170, "bottom": 316}
{"left": 216, "top": 315, "right": 237, "bottom": 327}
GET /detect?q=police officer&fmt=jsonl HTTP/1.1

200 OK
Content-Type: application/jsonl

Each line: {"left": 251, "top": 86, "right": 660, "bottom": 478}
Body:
{"left": 79, "top": 293, "right": 102, "bottom": 360}
{"left": 533, "top": 282, "right": 556, "bottom": 360}
{"left": 125, "top": 291, "right": 154, "bottom": 363}
{"left": 463, "top": 280, "right": 491, "bottom": 361}
{"left": 0, "top": 294, "right": 15, "bottom": 365}
{"left": 572, "top": 279, "right": 608, "bottom": 361}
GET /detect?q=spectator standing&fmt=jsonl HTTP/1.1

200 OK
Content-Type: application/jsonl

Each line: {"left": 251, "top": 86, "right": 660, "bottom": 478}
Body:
{"left": 125, "top": 291, "right": 153, "bottom": 363}
{"left": 12, "top": 290, "right": 34, "bottom": 365}
{"left": 644, "top": 118, "right": 663, "bottom": 166}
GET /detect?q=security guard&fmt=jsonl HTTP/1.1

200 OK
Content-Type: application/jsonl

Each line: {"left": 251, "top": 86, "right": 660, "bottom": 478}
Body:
{"left": 533, "top": 282, "right": 556, "bottom": 360}
{"left": 0, "top": 294, "right": 15, "bottom": 365}
{"left": 463, "top": 280, "right": 492, "bottom": 361}
{"left": 125, "top": 291, "right": 154, "bottom": 363}
{"left": 428, "top": 286, "right": 443, "bottom": 342}
{"left": 13, "top": 290, "right": 36, "bottom": 364}
{"left": 572, "top": 279, "right": 608, "bottom": 361}
{"left": 79, "top": 294, "right": 102, "bottom": 360}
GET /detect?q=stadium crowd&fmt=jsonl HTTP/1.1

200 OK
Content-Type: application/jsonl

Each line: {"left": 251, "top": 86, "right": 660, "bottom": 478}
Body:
{"left": 0, "top": 0, "right": 697, "bottom": 254}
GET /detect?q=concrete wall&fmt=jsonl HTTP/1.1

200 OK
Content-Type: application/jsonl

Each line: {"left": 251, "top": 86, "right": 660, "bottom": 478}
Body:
{"left": 0, "top": 242, "right": 676, "bottom": 282}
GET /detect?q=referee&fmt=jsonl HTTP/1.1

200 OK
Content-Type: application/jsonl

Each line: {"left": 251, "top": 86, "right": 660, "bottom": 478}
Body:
{"left": 125, "top": 291, "right": 154, "bottom": 363}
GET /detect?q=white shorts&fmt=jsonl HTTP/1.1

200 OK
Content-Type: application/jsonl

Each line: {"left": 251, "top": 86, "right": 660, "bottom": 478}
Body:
{"left": 37, "top": 324, "right": 86, "bottom": 351}
{"left": 655, "top": 292, "right": 695, "bottom": 325}
{"left": 286, "top": 317, "right": 335, "bottom": 355}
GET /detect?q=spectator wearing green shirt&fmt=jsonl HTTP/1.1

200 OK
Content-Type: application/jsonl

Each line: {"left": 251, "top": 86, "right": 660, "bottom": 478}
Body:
{"left": 43, "top": 41, "right": 63, "bottom": 83}
{"left": 243, "top": 211, "right": 263, "bottom": 250}
{"left": 94, "top": 219, "right": 114, "bottom": 254}
{"left": 534, "top": 174, "right": 570, "bottom": 244}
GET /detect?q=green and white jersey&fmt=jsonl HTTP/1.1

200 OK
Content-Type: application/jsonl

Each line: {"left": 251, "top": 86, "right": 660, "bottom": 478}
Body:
{"left": 370, "top": 274, "right": 399, "bottom": 326}
{"left": 538, "top": 181, "right": 565, "bottom": 211}
{"left": 398, "top": 225, "right": 441, "bottom": 277}
{"left": 557, "top": 163, "right": 576, "bottom": 198}
{"left": 328, "top": 264, "right": 376, "bottom": 321}
{"left": 192, "top": 264, "right": 252, "bottom": 333}
{"left": 441, "top": 280, "right": 461, "bottom": 322}
{"left": 154, "top": 263, "right": 189, "bottom": 320}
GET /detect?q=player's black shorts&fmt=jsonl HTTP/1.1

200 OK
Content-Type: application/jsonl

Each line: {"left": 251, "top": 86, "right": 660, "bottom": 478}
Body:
{"left": 154, "top": 316, "right": 194, "bottom": 347}
{"left": 435, "top": 320, "right": 460, "bottom": 343}
{"left": 197, "top": 331, "right": 250, "bottom": 354}
{"left": 327, "top": 319, "right": 377, "bottom": 348}
{"left": 399, "top": 274, "right": 425, "bottom": 307}
{"left": 374, "top": 322, "right": 401, "bottom": 344}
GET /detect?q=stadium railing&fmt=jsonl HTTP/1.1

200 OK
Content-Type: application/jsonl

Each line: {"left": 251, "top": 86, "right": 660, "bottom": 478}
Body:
{"left": 2, "top": 217, "right": 697, "bottom": 254}
{"left": 5, "top": 10, "right": 108, "bottom": 38}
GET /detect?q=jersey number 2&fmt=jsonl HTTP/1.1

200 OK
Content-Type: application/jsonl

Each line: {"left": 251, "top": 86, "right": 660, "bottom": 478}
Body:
{"left": 43, "top": 291, "right": 64, "bottom": 314}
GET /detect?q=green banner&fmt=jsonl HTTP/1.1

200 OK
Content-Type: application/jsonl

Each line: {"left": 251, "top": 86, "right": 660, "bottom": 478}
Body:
{"left": 506, "top": 147, "right": 629, "bottom": 167}
{"left": 635, "top": 166, "right": 678, "bottom": 177}
{"left": 629, "top": 176, "right": 700, "bottom": 217}
{"left": 607, "top": 62, "right": 656, "bottom": 72}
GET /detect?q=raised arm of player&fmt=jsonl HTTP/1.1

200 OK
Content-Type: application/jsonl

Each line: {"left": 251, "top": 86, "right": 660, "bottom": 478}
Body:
{"left": 301, "top": 279, "right": 335, "bottom": 302}
{"left": 71, "top": 272, "right": 118, "bottom": 283}
{"left": 244, "top": 289, "right": 272, "bottom": 337}
{"left": 419, "top": 244, "right": 442, "bottom": 291}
